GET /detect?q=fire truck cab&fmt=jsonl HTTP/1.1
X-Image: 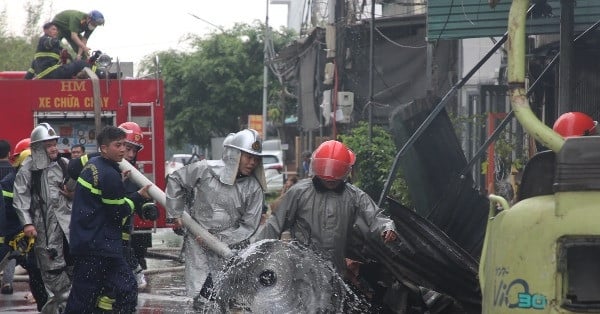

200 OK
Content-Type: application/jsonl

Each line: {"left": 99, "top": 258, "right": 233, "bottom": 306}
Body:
{"left": 0, "top": 70, "right": 168, "bottom": 230}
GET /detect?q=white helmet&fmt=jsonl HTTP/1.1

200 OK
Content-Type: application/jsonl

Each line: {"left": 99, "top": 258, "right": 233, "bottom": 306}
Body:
{"left": 30, "top": 123, "right": 59, "bottom": 144}
{"left": 223, "top": 129, "right": 263, "bottom": 156}
{"left": 219, "top": 129, "right": 266, "bottom": 190}
{"left": 30, "top": 123, "right": 60, "bottom": 170}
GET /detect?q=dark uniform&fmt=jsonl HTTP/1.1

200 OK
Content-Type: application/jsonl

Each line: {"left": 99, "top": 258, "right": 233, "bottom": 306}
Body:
{"left": 0, "top": 159, "right": 13, "bottom": 180}
{"left": 0, "top": 173, "right": 48, "bottom": 311}
{"left": 0, "top": 186, "right": 5, "bottom": 242}
{"left": 24, "top": 31, "right": 87, "bottom": 80}
{"left": 64, "top": 155, "right": 146, "bottom": 313}
{"left": 67, "top": 153, "right": 157, "bottom": 287}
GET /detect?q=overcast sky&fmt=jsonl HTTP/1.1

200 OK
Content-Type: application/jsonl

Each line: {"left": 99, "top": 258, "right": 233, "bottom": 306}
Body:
{"left": 1, "top": 0, "right": 289, "bottom": 65}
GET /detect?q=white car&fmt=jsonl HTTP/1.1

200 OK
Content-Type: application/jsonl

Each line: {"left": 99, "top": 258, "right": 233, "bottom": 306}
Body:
{"left": 262, "top": 152, "right": 285, "bottom": 195}
{"left": 165, "top": 153, "right": 203, "bottom": 177}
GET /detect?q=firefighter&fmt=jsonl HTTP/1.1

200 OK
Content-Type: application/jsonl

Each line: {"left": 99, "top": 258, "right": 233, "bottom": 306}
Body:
{"left": 0, "top": 139, "right": 12, "bottom": 180}
{"left": 1, "top": 138, "right": 20, "bottom": 295}
{"left": 256, "top": 140, "right": 398, "bottom": 275}
{"left": 514, "top": 112, "right": 598, "bottom": 202}
{"left": 65, "top": 122, "right": 158, "bottom": 311}
{"left": 0, "top": 178, "right": 4, "bottom": 243}
{"left": 0, "top": 139, "right": 13, "bottom": 294}
{"left": 13, "top": 123, "right": 73, "bottom": 313}
{"left": 552, "top": 111, "right": 598, "bottom": 137}
{"left": 1, "top": 145, "right": 49, "bottom": 311}
{"left": 69, "top": 144, "right": 85, "bottom": 159}
{"left": 166, "top": 128, "right": 266, "bottom": 309}
{"left": 118, "top": 121, "right": 158, "bottom": 290}
{"left": 10, "top": 138, "right": 31, "bottom": 166}
{"left": 64, "top": 126, "right": 152, "bottom": 314}
{"left": 24, "top": 22, "right": 89, "bottom": 80}
{"left": 52, "top": 10, "right": 105, "bottom": 60}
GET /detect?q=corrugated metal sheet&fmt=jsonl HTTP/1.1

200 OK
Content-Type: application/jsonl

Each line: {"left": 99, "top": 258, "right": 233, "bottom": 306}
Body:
{"left": 354, "top": 198, "right": 482, "bottom": 313}
{"left": 389, "top": 99, "right": 489, "bottom": 258}
{"left": 427, "top": 0, "right": 600, "bottom": 41}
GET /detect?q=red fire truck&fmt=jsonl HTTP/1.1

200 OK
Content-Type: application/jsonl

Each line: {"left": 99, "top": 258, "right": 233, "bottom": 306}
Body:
{"left": 0, "top": 69, "right": 168, "bottom": 230}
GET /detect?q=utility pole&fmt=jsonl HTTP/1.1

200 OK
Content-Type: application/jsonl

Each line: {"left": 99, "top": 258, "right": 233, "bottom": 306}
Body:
{"left": 368, "top": 0, "right": 375, "bottom": 143}
{"left": 558, "top": 0, "right": 574, "bottom": 115}
{"left": 262, "top": 0, "right": 270, "bottom": 140}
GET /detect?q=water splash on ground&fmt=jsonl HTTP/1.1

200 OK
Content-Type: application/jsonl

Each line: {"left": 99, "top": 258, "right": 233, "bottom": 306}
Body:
{"left": 202, "top": 239, "right": 371, "bottom": 313}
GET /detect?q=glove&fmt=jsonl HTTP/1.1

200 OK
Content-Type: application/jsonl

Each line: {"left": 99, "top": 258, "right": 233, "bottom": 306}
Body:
{"left": 60, "top": 49, "right": 72, "bottom": 64}
{"left": 141, "top": 203, "right": 159, "bottom": 221}
{"left": 88, "top": 50, "right": 102, "bottom": 64}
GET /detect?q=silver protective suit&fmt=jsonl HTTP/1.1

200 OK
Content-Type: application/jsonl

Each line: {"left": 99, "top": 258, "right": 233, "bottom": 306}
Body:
{"left": 256, "top": 178, "right": 397, "bottom": 273}
{"left": 166, "top": 158, "right": 264, "bottom": 297}
{"left": 13, "top": 146, "right": 72, "bottom": 313}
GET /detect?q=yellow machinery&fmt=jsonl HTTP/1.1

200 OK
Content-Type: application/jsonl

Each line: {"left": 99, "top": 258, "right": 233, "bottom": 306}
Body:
{"left": 480, "top": 0, "right": 600, "bottom": 312}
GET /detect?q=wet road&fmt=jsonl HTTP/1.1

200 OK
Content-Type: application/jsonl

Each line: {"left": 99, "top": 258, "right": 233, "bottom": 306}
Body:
{"left": 0, "top": 229, "right": 197, "bottom": 313}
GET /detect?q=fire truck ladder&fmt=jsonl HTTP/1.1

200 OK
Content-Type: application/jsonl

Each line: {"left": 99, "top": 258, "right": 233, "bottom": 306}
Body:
{"left": 128, "top": 101, "right": 158, "bottom": 233}
{"left": 127, "top": 102, "right": 156, "bottom": 182}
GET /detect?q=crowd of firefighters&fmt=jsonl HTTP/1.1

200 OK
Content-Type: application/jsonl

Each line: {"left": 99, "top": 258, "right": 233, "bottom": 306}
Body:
{"left": 5, "top": 111, "right": 591, "bottom": 313}
{"left": 0, "top": 118, "right": 402, "bottom": 313}
{"left": 0, "top": 121, "right": 157, "bottom": 313}
{"left": 8, "top": 3, "right": 600, "bottom": 312}
{"left": 0, "top": 8, "right": 407, "bottom": 314}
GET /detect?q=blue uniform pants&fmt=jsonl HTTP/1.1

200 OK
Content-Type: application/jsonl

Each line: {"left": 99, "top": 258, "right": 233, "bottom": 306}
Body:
{"left": 64, "top": 254, "right": 137, "bottom": 313}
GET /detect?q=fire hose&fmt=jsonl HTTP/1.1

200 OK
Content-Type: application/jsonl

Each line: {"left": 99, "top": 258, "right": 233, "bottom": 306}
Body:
{"left": 117, "top": 160, "right": 235, "bottom": 259}
{"left": 11, "top": 160, "right": 233, "bottom": 283}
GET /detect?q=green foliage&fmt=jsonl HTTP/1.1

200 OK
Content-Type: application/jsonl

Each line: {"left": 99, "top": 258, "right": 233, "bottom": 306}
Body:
{"left": 0, "top": 7, "right": 8, "bottom": 38}
{"left": 23, "top": 0, "right": 45, "bottom": 40}
{"left": 138, "top": 22, "right": 296, "bottom": 149}
{"left": 339, "top": 122, "right": 411, "bottom": 206}
{"left": 448, "top": 112, "right": 527, "bottom": 175}
{"left": 268, "top": 107, "right": 281, "bottom": 123}
{"left": 448, "top": 112, "right": 486, "bottom": 138}
{"left": 0, "top": 0, "right": 46, "bottom": 72}
{"left": 0, "top": 36, "right": 35, "bottom": 71}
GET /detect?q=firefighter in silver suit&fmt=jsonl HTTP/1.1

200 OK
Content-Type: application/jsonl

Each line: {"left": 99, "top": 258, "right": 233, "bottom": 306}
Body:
{"left": 166, "top": 128, "right": 266, "bottom": 307}
{"left": 13, "top": 123, "right": 72, "bottom": 313}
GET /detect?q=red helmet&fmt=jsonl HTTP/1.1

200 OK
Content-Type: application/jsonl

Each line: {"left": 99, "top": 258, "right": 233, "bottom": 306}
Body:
{"left": 553, "top": 112, "right": 598, "bottom": 137}
{"left": 13, "top": 138, "right": 31, "bottom": 158}
{"left": 118, "top": 122, "right": 144, "bottom": 150}
{"left": 311, "top": 140, "right": 356, "bottom": 181}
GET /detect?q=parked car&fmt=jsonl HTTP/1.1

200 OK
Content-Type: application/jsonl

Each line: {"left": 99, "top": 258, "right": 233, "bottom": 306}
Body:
{"left": 262, "top": 139, "right": 284, "bottom": 164}
{"left": 165, "top": 153, "right": 203, "bottom": 177}
{"left": 262, "top": 151, "right": 285, "bottom": 195}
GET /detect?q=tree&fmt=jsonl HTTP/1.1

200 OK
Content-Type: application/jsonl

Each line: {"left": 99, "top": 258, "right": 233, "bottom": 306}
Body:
{"left": 0, "top": 0, "right": 46, "bottom": 72}
{"left": 0, "top": 36, "right": 34, "bottom": 72}
{"left": 139, "top": 22, "right": 295, "bottom": 149}
{"left": 0, "top": 7, "right": 8, "bottom": 38}
{"left": 23, "top": 0, "right": 45, "bottom": 40}
{"left": 339, "top": 122, "right": 411, "bottom": 207}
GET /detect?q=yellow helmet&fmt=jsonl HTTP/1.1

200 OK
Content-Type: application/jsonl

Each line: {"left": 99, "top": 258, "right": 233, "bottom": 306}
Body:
{"left": 13, "top": 149, "right": 31, "bottom": 168}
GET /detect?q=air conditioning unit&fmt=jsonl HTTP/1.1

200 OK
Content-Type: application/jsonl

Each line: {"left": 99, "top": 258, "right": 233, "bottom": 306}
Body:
{"left": 336, "top": 91, "right": 354, "bottom": 124}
